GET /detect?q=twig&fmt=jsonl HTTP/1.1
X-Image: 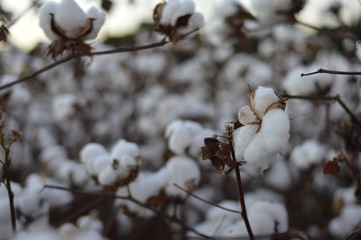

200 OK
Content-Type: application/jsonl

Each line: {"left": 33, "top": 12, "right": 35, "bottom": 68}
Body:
{"left": 173, "top": 183, "right": 240, "bottom": 214}
{"left": 43, "top": 185, "right": 211, "bottom": 239}
{"left": 340, "top": 153, "right": 361, "bottom": 190}
{"left": 284, "top": 94, "right": 361, "bottom": 129}
{"left": 0, "top": 39, "right": 170, "bottom": 92}
{"left": 301, "top": 68, "right": 361, "bottom": 77}
{"left": 227, "top": 134, "right": 255, "bottom": 240}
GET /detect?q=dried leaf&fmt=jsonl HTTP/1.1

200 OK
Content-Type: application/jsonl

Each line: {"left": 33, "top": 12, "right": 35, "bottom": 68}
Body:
{"left": 323, "top": 161, "right": 340, "bottom": 175}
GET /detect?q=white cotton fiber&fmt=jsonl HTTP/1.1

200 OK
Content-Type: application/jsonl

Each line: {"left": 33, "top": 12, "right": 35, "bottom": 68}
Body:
{"left": 261, "top": 109, "right": 290, "bottom": 152}
{"left": 243, "top": 133, "right": 274, "bottom": 170}
{"left": 290, "top": 139, "right": 327, "bottom": 170}
{"left": 39, "top": 1, "right": 59, "bottom": 41}
{"left": 233, "top": 125, "right": 258, "bottom": 162}
{"left": 248, "top": 201, "right": 288, "bottom": 233}
{"left": 80, "top": 143, "right": 108, "bottom": 164}
{"left": 111, "top": 139, "right": 139, "bottom": 159}
{"left": 162, "top": 156, "right": 200, "bottom": 198}
{"left": 161, "top": 0, "right": 195, "bottom": 26}
{"left": 55, "top": 0, "right": 87, "bottom": 39}
{"left": 166, "top": 120, "right": 193, "bottom": 154}
{"left": 238, "top": 106, "right": 259, "bottom": 125}
{"left": 98, "top": 165, "right": 117, "bottom": 186}
{"left": 253, "top": 86, "right": 279, "bottom": 117}
{"left": 84, "top": 7, "right": 106, "bottom": 41}
{"left": 87, "top": 154, "right": 112, "bottom": 175}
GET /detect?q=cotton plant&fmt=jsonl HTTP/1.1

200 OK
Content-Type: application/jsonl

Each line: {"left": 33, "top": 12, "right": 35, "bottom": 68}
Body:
{"left": 39, "top": 0, "right": 105, "bottom": 59}
{"left": 153, "top": 0, "right": 204, "bottom": 42}
{"left": 232, "top": 86, "right": 290, "bottom": 171}
{"left": 80, "top": 139, "right": 140, "bottom": 188}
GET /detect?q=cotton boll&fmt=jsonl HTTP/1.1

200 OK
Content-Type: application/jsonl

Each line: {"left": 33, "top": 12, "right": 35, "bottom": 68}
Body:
{"left": 233, "top": 125, "right": 258, "bottom": 162}
{"left": 329, "top": 205, "right": 361, "bottom": 238}
{"left": 161, "top": 0, "right": 195, "bottom": 26}
{"left": 244, "top": 132, "right": 275, "bottom": 170}
{"left": 247, "top": 213, "right": 275, "bottom": 235}
{"left": 206, "top": 200, "right": 240, "bottom": 221}
{"left": 181, "top": 12, "right": 204, "bottom": 34}
{"left": 52, "top": 94, "right": 77, "bottom": 122}
{"left": 238, "top": 106, "right": 259, "bottom": 125}
{"left": 250, "top": 0, "right": 292, "bottom": 22}
{"left": 87, "top": 154, "right": 112, "bottom": 176}
{"left": 111, "top": 139, "right": 139, "bottom": 159}
{"left": 265, "top": 157, "right": 292, "bottom": 191}
{"left": 97, "top": 165, "right": 117, "bottom": 186}
{"left": 221, "top": 220, "right": 248, "bottom": 237}
{"left": 116, "top": 172, "right": 164, "bottom": 217}
{"left": 290, "top": 140, "right": 327, "bottom": 170}
{"left": 165, "top": 120, "right": 193, "bottom": 154}
{"left": 77, "top": 215, "right": 103, "bottom": 232}
{"left": 248, "top": 201, "right": 288, "bottom": 233}
{"left": 83, "top": 7, "right": 106, "bottom": 41}
{"left": 40, "top": 145, "right": 67, "bottom": 163}
{"left": 39, "top": 1, "right": 59, "bottom": 41}
{"left": 59, "top": 223, "right": 78, "bottom": 239}
{"left": 253, "top": 86, "right": 279, "bottom": 117}
{"left": 54, "top": 0, "right": 88, "bottom": 39}
{"left": 163, "top": 156, "right": 200, "bottom": 198}
{"left": 80, "top": 143, "right": 108, "bottom": 164}
{"left": 261, "top": 109, "right": 290, "bottom": 152}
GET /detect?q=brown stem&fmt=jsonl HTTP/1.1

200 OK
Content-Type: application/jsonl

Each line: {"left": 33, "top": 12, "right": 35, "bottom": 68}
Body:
{"left": 43, "top": 185, "right": 211, "bottom": 239}
{"left": 284, "top": 94, "right": 361, "bottom": 129}
{"left": 228, "top": 136, "right": 254, "bottom": 240}
{"left": 1, "top": 142, "right": 16, "bottom": 232}
{"left": 301, "top": 68, "right": 361, "bottom": 77}
{"left": 0, "top": 39, "right": 169, "bottom": 92}
{"left": 341, "top": 153, "right": 361, "bottom": 189}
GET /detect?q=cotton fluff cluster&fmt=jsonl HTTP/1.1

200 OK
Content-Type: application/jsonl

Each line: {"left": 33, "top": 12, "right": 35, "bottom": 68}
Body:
{"left": 290, "top": 139, "right": 327, "bottom": 170}
{"left": 249, "top": 0, "right": 301, "bottom": 22}
{"left": 154, "top": 0, "right": 204, "bottom": 41}
{"left": 51, "top": 94, "right": 78, "bottom": 122}
{"left": 116, "top": 156, "right": 200, "bottom": 217}
{"left": 165, "top": 119, "right": 213, "bottom": 156}
{"left": 329, "top": 205, "right": 361, "bottom": 238}
{"left": 189, "top": 200, "right": 288, "bottom": 237}
{"left": 39, "top": 0, "right": 105, "bottom": 41}
{"left": 233, "top": 86, "right": 290, "bottom": 171}
{"left": 80, "top": 139, "right": 140, "bottom": 187}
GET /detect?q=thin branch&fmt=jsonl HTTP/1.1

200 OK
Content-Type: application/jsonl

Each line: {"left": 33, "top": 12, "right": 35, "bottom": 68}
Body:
{"left": 284, "top": 94, "right": 361, "bottom": 129}
{"left": 301, "top": 68, "right": 361, "bottom": 77}
{"left": 228, "top": 135, "right": 255, "bottom": 240}
{"left": 0, "top": 39, "right": 169, "bottom": 92}
{"left": 173, "top": 183, "right": 240, "bottom": 214}
{"left": 43, "top": 185, "right": 211, "bottom": 239}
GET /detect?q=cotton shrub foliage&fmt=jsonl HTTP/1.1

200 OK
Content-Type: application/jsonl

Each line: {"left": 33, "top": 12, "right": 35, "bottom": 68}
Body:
{"left": 233, "top": 86, "right": 290, "bottom": 171}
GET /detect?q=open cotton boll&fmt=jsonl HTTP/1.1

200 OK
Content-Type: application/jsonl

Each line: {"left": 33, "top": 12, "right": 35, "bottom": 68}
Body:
{"left": 265, "top": 157, "right": 292, "bottom": 191}
{"left": 165, "top": 120, "right": 193, "bottom": 154}
{"left": 253, "top": 86, "right": 279, "bottom": 117}
{"left": 83, "top": 7, "right": 106, "bottom": 41}
{"left": 261, "top": 109, "right": 290, "bottom": 152}
{"left": 77, "top": 215, "right": 103, "bottom": 232}
{"left": 160, "top": 0, "right": 195, "bottom": 26}
{"left": 87, "top": 154, "right": 112, "bottom": 176}
{"left": 54, "top": 0, "right": 88, "bottom": 39}
{"left": 116, "top": 172, "right": 164, "bottom": 217}
{"left": 80, "top": 143, "right": 108, "bottom": 164}
{"left": 97, "top": 165, "right": 118, "bottom": 186}
{"left": 248, "top": 201, "right": 288, "bottom": 233}
{"left": 238, "top": 106, "right": 259, "bottom": 125}
{"left": 244, "top": 132, "right": 275, "bottom": 170}
{"left": 163, "top": 156, "right": 200, "bottom": 198}
{"left": 179, "top": 12, "right": 205, "bottom": 35}
{"left": 233, "top": 125, "right": 258, "bottom": 162}
{"left": 39, "top": 1, "right": 59, "bottom": 41}
{"left": 290, "top": 140, "right": 327, "bottom": 170}
{"left": 250, "top": 0, "right": 292, "bottom": 22}
{"left": 329, "top": 205, "right": 361, "bottom": 238}
{"left": 111, "top": 139, "right": 139, "bottom": 159}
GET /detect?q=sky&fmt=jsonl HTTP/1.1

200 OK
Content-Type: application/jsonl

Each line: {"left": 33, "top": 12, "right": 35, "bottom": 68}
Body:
{"left": 1, "top": 0, "right": 361, "bottom": 51}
